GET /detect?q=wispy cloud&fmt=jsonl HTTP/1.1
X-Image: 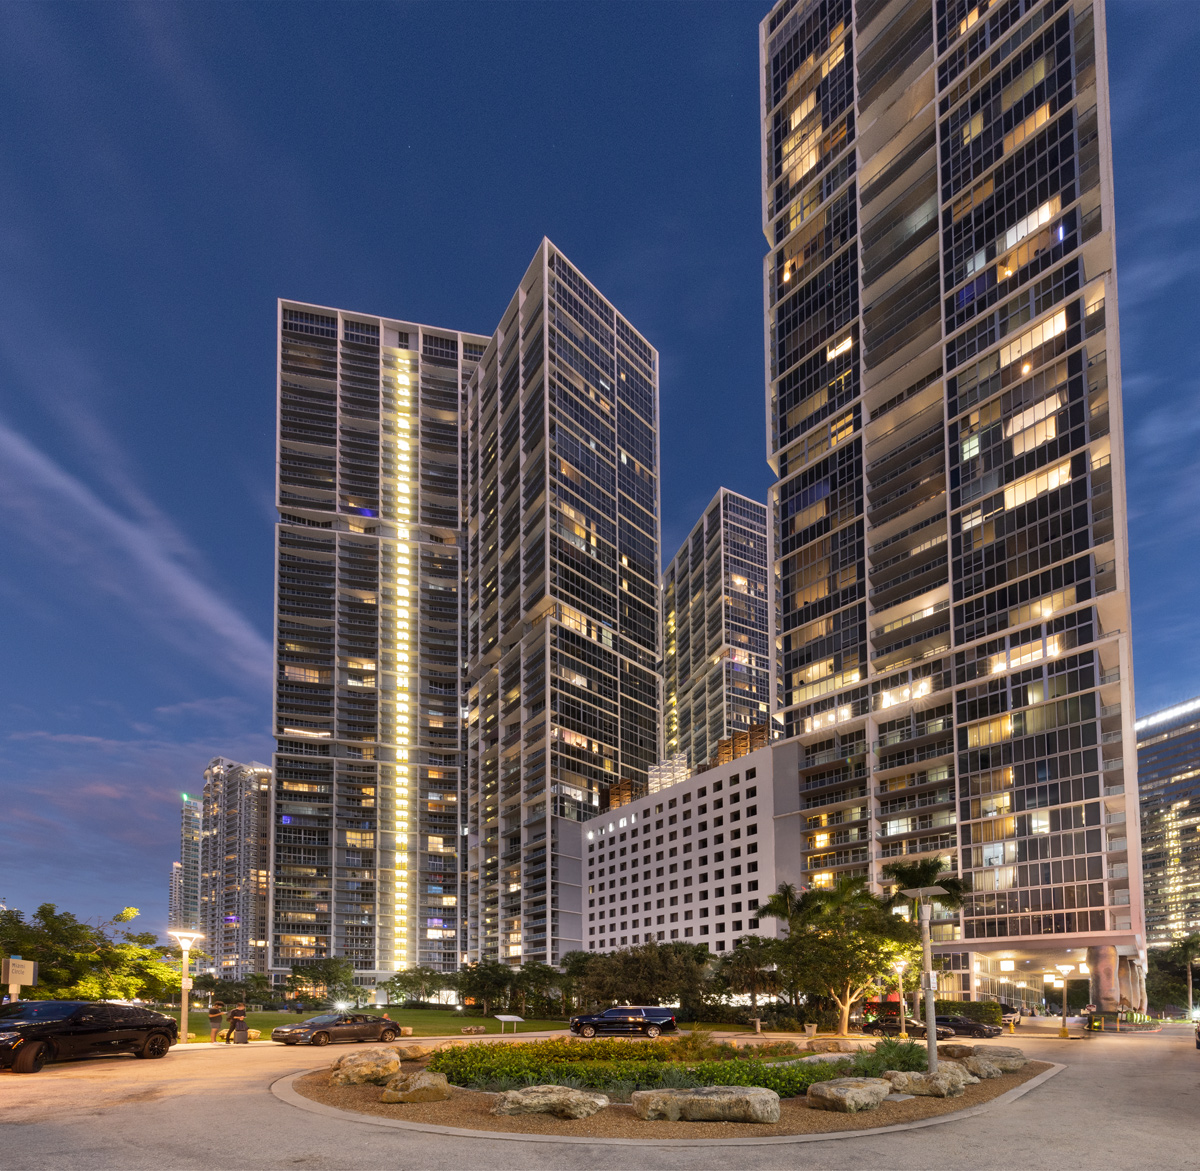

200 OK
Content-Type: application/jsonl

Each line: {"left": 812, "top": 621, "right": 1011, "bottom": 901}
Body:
{"left": 0, "top": 420, "right": 272, "bottom": 688}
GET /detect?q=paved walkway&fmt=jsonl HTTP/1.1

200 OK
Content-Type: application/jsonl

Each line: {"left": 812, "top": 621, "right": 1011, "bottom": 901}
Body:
{"left": 2, "top": 1024, "right": 1195, "bottom": 1169}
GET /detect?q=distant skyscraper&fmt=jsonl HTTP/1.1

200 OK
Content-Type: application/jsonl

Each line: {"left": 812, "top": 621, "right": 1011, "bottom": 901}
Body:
{"left": 169, "top": 795, "right": 202, "bottom": 932}
{"left": 1137, "top": 698, "right": 1200, "bottom": 948}
{"left": 662, "top": 488, "right": 771, "bottom": 771}
{"left": 760, "top": 0, "right": 1145, "bottom": 1003}
{"left": 270, "top": 301, "right": 487, "bottom": 986}
{"left": 464, "top": 239, "right": 662, "bottom": 965}
{"left": 199, "top": 758, "right": 272, "bottom": 979}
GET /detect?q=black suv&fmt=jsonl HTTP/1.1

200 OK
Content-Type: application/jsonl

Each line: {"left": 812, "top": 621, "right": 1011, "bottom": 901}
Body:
{"left": 568, "top": 1006, "right": 678, "bottom": 1038}
{"left": 863, "top": 1016, "right": 955, "bottom": 1040}
{"left": 271, "top": 1012, "right": 400, "bottom": 1046}
{"left": 0, "top": 1000, "right": 177, "bottom": 1073}
{"left": 935, "top": 1014, "right": 1003, "bottom": 1038}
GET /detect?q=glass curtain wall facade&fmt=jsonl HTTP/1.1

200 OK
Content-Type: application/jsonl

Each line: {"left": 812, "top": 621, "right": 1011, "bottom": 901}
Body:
{"left": 270, "top": 301, "right": 486, "bottom": 986}
{"left": 760, "top": 0, "right": 1143, "bottom": 965}
{"left": 464, "top": 239, "right": 662, "bottom": 965}
{"left": 199, "top": 758, "right": 272, "bottom": 979}
{"left": 1137, "top": 699, "right": 1200, "bottom": 947}
{"left": 169, "top": 796, "right": 202, "bottom": 932}
{"left": 663, "top": 488, "right": 772, "bottom": 770}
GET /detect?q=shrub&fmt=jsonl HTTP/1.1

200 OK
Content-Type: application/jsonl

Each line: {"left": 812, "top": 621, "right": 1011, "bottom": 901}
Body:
{"left": 851, "top": 1039, "right": 928, "bottom": 1078}
{"left": 934, "top": 999, "right": 1002, "bottom": 1026}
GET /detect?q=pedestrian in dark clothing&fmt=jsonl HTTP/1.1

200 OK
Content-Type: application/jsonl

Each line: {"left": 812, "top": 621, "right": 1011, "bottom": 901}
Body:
{"left": 225, "top": 1003, "right": 248, "bottom": 1044}
{"left": 209, "top": 1003, "right": 226, "bottom": 1043}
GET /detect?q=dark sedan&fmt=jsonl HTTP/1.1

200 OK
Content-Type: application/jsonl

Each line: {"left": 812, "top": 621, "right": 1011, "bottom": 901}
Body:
{"left": 863, "top": 1016, "right": 955, "bottom": 1040}
{"left": 569, "top": 1006, "right": 678, "bottom": 1039}
{"left": 936, "top": 1015, "right": 1003, "bottom": 1038}
{"left": 0, "top": 1000, "right": 177, "bottom": 1073}
{"left": 271, "top": 1012, "right": 399, "bottom": 1046}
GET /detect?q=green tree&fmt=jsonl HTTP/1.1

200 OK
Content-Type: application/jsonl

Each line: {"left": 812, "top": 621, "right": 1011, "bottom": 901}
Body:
{"left": 1168, "top": 933, "right": 1200, "bottom": 1020}
{"left": 515, "top": 961, "right": 559, "bottom": 1017}
{"left": 719, "top": 934, "right": 779, "bottom": 1013}
{"left": 454, "top": 960, "right": 511, "bottom": 1015}
{"left": 764, "top": 878, "right": 919, "bottom": 1035}
{"left": 378, "top": 965, "right": 448, "bottom": 1005}
{"left": 289, "top": 958, "right": 356, "bottom": 1004}
{"left": 0, "top": 904, "right": 181, "bottom": 1001}
{"left": 556, "top": 950, "right": 594, "bottom": 1014}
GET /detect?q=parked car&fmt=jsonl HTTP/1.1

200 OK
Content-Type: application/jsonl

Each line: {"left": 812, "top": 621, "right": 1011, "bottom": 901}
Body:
{"left": 1000, "top": 1006, "right": 1023, "bottom": 1026}
{"left": 568, "top": 1006, "right": 678, "bottom": 1038}
{"left": 935, "top": 1014, "right": 1003, "bottom": 1038}
{"left": 863, "top": 1016, "right": 955, "bottom": 1040}
{"left": 271, "top": 1012, "right": 399, "bottom": 1046}
{"left": 0, "top": 1000, "right": 177, "bottom": 1073}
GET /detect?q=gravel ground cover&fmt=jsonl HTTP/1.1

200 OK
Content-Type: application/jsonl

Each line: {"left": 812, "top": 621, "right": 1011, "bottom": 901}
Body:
{"left": 292, "top": 1060, "right": 1052, "bottom": 1138}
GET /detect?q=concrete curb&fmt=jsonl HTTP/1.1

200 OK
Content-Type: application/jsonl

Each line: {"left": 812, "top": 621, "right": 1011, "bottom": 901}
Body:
{"left": 269, "top": 1061, "right": 1065, "bottom": 1147}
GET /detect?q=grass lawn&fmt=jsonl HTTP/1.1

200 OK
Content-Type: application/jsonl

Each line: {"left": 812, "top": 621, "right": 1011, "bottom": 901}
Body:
{"left": 179, "top": 1008, "right": 569, "bottom": 1042}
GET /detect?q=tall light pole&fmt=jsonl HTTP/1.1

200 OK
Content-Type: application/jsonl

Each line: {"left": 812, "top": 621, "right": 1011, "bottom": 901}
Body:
{"left": 893, "top": 960, "right": 909, "bottom": 1040}
{"left": 168, "top": 931, "right": 204, "bottom": 1047}
{"left": 901, "top": 885, "right": 947, "bottom": 1074}
{"left": 1055, "top": 963, "right": 1075, "bottom": 1039}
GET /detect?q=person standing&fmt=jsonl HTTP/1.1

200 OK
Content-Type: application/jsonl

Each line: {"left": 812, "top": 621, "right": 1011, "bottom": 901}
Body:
{"left": 225, "top": 1002, "right": 247, "bottom": 1044}
{"left": 208, "top": 1002, "right": 226, "bottom": 1043}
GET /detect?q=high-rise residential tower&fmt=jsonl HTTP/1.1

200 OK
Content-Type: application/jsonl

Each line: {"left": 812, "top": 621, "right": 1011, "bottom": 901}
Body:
{"left": 199, "top": 757, "right": 272, "bottom": 980}
{"left": 1137, "top": 698, "right": 1200, "bottom": 948}
{"left": 760, "top": 0, "right": 1145, "bottom": 1002}
{"left": 464, "top": 240, "right": 662, "bottom": 965}
{"left": 270, "top": 302, "right": 487, "bottom": 987}
{"left": 662, "top": 488, "right": 772, "bottom": 771}
{"left": 169, "top": 795, "right": 202, "bottom": 932}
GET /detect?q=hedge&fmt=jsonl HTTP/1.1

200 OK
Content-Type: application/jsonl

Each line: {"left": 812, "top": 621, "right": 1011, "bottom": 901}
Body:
{"left": 427, "top": 1049, "right": 851, "bottom": 1097}
{"left": 934, "top": 999, "right": 1003, "bottom": 1026}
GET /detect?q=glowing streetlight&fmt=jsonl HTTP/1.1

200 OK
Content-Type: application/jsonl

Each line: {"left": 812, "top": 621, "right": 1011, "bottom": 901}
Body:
{"left": 167, "top": 931, "right": 204, "bottom": 1047}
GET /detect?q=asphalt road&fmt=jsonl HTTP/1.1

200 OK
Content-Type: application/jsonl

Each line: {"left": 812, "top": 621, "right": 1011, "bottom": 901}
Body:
{"left": 2, "top": 1026, "right": 1196, "bottom": 1170}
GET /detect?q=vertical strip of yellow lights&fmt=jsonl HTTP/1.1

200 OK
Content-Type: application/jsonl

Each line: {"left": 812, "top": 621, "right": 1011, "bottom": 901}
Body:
{"left": 393, "top": 359, "right": 414, "bottom": 971}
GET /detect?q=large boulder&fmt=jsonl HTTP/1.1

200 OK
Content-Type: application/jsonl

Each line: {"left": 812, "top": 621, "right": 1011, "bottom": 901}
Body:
{"left": 975, "top": 1045, "right": 1027, "bottom": 1072}
{"left": 883, "top": 1061, "right": 979, "bottom": 1098}
{"left": 390, "top": 1042, "right": 437, "bottom": 1061}
{"left": 806, "top": 1077, "right": 891, "bottom": 1114}
{"left": 963, "top": 1054, "right": 1003, "bottom": 1079}
{"left": 491, "top": 1085, "right": 609, "bottom": 1119}
{"left": 631, "top": 1086, "right": 781, "bottom": 1123}
{"left": 330, "top": 1046, "right": 402, "bottom": 1086}
{"left": 805, "top": 1038, "right": 858, "bottom": 1054}
{"left": 381, "top": 1070, "right": 452, "bottom": 1103}
{"left": 937, "top": 1043, "right": 977, "bottom": 1059}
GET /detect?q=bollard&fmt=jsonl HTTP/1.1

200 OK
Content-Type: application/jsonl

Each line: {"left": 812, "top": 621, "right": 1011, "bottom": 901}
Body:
{"left": 750, "top": 1017, "right": 762, "bottom": 1034}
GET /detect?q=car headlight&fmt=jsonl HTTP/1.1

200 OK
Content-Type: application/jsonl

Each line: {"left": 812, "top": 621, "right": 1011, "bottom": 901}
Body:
{"left": 0, "top": 1031, "right": 23, "bottom": 1043}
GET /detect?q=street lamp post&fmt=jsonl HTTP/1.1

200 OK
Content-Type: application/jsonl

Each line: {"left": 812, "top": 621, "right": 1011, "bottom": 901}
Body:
{"left": 168, "top": 931, "right": 204, "bottom": 1047}
{"left": 1055, "top": 963, "right": 1075, "bottom": 1039}
{"left": 894, "top": 960, "right": 909, "bottom": 1040}
{"left": 901, "top": 885, "right": 948, "bottom": 1075}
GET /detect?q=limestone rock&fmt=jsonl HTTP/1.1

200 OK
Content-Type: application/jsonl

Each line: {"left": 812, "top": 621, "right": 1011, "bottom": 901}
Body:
{"left": 805, "top": 1038, "right": 857, "bottom": 1053}
{"left": 963, "top": 1054, "right": 1004, "bottom": 1079}
{"left": 491, "top": 1085, "right": 609, "bottom": 1119}
{"left": 461, "top": 1025, "right": 486, "bottom": 1035}
{"left": 381, "top": 1070, "right": 452, "bottom": 1103}
{"left": 398, "top": 1026, "right": 413, "bottom": 1036}
{"left": 937, "top": 1043, "right": 977, "bottom": 1060}
{"left": 246, "top": 1029, "right": 261, "bottom": 1041}
{"left": 330, "top": 1046, "right": 402, "bottom": 1086}
{"left": 390, "top": 1042, "right": 437, "bottom": 1061}
{"left": 975, "top": 1045, "right": 1027, "bottom": 1072}
{"left": 806, "top": 1077, "right": 891, "bottom": 1114}
{"left": 883, "top": 1061, "right": 978, "bottom": 1098}
{"left": 631, "top": 1086, "right": 781, "bottom": 1123}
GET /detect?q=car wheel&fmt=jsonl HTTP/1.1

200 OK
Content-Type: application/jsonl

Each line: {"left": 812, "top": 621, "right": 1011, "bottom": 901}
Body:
{"left": 645, "top": 1025, "right": 661, "bottom": 1039}
{"left": 13, "top": 1042, "right": 47, "bottom": 1074}
{"left": 136, "top": 1032, "right": 172, "bottom": 1059}
{"left": 311, "top": 1032, "right": 331, "bottom": 1047}
{"left": 580, "top": 1025, "right": 596, "bottom": 1038}
{"left": 379, "top": 1029, "right": 397, "bottom": 1043}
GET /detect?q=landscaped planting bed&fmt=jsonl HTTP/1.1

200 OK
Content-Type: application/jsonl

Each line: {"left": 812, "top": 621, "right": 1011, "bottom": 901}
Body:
{"left": 292, "top": 1060, "right": 1053, "bottom": 1138}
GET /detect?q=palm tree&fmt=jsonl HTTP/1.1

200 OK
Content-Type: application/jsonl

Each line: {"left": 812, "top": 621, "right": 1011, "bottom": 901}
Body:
{"left": 720, "top": 935, "right": 779, "bottom": 1013}
{"left": 1171, "top": 933, "right": 1200, "bottom": 1021}
{"left": 759, "top": 881, "right": 804, "bottom": 925}
{"left": 881, "top": 858, "right": 964, "bottom": 1015}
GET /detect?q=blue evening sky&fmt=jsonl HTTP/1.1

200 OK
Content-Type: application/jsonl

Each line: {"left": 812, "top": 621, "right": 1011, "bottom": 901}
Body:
{"left": 0, "top": 2, "right": 1196, "bottom": 932}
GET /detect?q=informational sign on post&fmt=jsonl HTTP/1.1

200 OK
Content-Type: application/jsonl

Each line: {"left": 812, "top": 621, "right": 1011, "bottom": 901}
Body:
{"left": 3, "top": 956, "right": 38, "bottom": 1002}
